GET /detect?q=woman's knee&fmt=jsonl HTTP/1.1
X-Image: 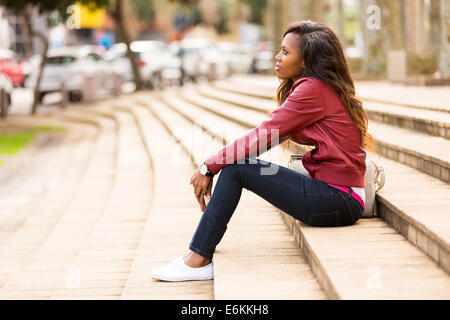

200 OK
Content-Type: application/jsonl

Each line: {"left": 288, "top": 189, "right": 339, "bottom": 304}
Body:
{"left": 222, "top": 158, "right": 255, "bottom": 174}
{"left": 220, "top": 163, "right": 237, "bottom": 176}
{"left": 219, "top": 160, "right": 253, "bottom": 187}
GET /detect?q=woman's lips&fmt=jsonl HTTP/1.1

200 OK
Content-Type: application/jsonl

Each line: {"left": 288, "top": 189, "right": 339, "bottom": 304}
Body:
{"left": 275, "top": 65, "right": 281, "bottom": 71}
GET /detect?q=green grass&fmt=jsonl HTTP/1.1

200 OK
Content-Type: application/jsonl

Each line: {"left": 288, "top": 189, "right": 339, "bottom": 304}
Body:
{"left": 0, "top": 132, "right": 36, "bottom": 154}
{"left": 0, "top": 124, "right": 66, "bottom": 155}
{"left": 33, "top": 125, "right": 66, "bottom": 132}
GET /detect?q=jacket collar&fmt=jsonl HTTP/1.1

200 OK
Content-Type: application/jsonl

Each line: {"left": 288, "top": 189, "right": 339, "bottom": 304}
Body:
{"left": 287, "top": 77, "right": 309, "bottom": 98}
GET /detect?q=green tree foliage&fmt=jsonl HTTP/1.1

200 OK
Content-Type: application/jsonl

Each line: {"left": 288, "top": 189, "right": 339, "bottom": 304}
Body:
{"left": 0, "top": 0, "right": 108, "bottom": 16}
{"left": 129, "top": 0, "right": 155, "bottom": 24}
{"left": 169, "top": 0, "right": 229, "bottom": 34}
{"left": 239, "top": 0, "right": 267, "bottom": 24}
{"left": 214, "top": 0, "right": 230, "bottom": 34}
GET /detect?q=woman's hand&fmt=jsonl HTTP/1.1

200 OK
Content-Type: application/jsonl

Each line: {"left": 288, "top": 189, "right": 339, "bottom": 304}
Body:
{"left": 190, "top": 169, "right": 213, "bottom": 212}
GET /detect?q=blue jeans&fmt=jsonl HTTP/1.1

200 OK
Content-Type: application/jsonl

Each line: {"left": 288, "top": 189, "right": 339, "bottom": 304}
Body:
{"left": 189, "top": 158, "right": 363, "bottom": 260}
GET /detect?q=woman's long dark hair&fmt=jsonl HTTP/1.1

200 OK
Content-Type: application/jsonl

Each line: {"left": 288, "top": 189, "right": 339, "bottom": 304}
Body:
{"left": 276, "top": 21, "right": 373, "bottom": 150}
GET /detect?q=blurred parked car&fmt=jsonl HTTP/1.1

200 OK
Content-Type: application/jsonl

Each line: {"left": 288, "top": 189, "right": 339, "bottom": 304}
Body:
{"left": 0, "top": 48, "right": 26, "bottom": 87}
{"left": 0, "top": 72, "right": 13, "bottom": 116}
{"left": 175, "top": 38, "right": 230, "bottom": 81}
{"left": 155, "top": 49, "right": 183, "bottom": 86}
{"left": 25, "top": 45, "right": 121, "bottom": 103}
{"left": 254, "top": 42, "right": 274, "bottom": 74}
{"left": 104, "top": 40, "right": 167, "bottom": 89}
{"left": 217, "top": 42, "right": 253, "bottom": 74}
{"left": 198, "top": 46, "right": 231, "bottom": 80}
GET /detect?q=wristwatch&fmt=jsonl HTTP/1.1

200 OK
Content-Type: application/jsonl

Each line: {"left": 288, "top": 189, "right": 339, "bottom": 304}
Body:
{"left": 199, "top": 162, "right": 214, "bottom": 177}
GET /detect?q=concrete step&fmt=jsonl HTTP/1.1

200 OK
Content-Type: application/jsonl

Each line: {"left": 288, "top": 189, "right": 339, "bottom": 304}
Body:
{"left": 374, "top": 156, "right": 450, "bottom": 273}
{"left": 220, "top": 75, "right": 450, "bottom": 114}
{"left": 113, "top": 97, "right": 214, "bottom": 300}
{"left": 355, "top": 81, "right": 450, "bottom": 114}
{"left": 200, "top": 83, "right": 450, "bottom": 140}
{"left": 369, "top": 121, "right": 450, "bottom": 183}
{"left": 363, "top": 101, "right": 450, "bottom": 139}
{"left": 0, "top": 117, "right": 71, "bottom": 194}
{"left": 197, "top": 83, "right": 276, "bottom": 113}
{"left": 0, "top": 118, "right": 100, "bottom": 292}
{"left": 169, "top": 85, "right": 450, "bottom": 298}
{"left": 213, "top": 79, "right": 276, "bottom": 101}
{"left": 0, "top": 107, "right": 118, "bottom": 299}
{"left": 159, "top": 93, "right": 246, "bottom": 143}
{"left": 191, "top": 83, "right": 450, "bottom": 274}
{"left": 133, "top": 92, "right": 327, "bottom": 300}
{"left": 179, "top": 85, "right": 266, "bottom": 128}
{"left": 47, "top": 102, "right": 153, "bottom": 299}
{"left": 0, "top": 127, "right": 73, "bottom": 245}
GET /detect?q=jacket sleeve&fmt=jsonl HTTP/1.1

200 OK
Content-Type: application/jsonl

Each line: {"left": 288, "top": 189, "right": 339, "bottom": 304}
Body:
{"left": 205, "top": 78, "right": 325, "bottom": 175}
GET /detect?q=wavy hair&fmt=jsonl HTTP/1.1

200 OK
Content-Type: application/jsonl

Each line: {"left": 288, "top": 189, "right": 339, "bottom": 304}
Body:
{"left": 276, "top": 21, "right": 374, "bottom": 150}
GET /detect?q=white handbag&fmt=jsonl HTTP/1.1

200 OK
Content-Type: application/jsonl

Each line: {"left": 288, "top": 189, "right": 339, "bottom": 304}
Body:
{"left": 288, "top": 155, "right": 385, "bottom": 218}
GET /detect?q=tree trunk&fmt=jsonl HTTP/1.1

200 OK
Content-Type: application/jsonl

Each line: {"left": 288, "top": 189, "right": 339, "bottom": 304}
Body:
{"left": 359, "top": 0, "right": 404, "bottom": 77}
{"left": 111, "top": 0, "right": 143, "bottom": 91}
{"left": 385, "top": 0, "right": 403, "bottom": 50}
{"left": 23, "top": 10, "right": 49, "bottom": 115}
{"left": 404, "top": 0, "right": 425, "bottom": 52}
{"left": 430, "top": 0, "right": 441, "bottom": 53}
{"left": 270, "top": 0, "right": 283, "bottom": 59}
{"left": 438, "top": 0, "right": 449, "bottom": 77}
{"left": 359, "top": 0, "right": 386, "bottom": 76}
{"left": 20, "top": 15, "right": 32, "bottom": 59}
{"left": 336, "top": 0, "right": 346, "bottom": 46}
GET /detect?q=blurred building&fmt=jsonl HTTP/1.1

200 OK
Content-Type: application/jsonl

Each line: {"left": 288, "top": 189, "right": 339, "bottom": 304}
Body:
{"left": 0, "top": 6, "right": 49, "bottom": 58}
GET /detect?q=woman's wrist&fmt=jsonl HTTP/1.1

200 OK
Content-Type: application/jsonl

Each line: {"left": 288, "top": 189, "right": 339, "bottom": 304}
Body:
{"left": 200, "top": 162, "right": 214, "bottom": 177}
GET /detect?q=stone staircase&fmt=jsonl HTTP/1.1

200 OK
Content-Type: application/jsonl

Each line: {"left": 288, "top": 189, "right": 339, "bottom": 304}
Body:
{"left": 0, "top": 75, "right": 448, "bottom": 299}
{"left": 132, "top": 76, "right": 449, "bottom": 299}
{"left": 128, "top": 93, "right": 326, "bottom": 300}
{"left": 209, "top": 76, "right": 450, "bottom": 274}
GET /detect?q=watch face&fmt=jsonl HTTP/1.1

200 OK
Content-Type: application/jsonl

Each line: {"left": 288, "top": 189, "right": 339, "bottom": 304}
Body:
{"left": 200, "top": 164, "right": 207, "bottom": 175}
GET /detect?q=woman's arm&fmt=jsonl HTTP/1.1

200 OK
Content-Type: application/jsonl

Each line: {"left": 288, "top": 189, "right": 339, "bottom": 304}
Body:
{"left": 204, "top": 78, "right": 325, "bottom": 175}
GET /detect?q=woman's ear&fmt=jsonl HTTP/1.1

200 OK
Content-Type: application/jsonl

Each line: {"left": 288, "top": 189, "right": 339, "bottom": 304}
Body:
{"left": 299, "top": 60, "right": 305, "bottom": 74}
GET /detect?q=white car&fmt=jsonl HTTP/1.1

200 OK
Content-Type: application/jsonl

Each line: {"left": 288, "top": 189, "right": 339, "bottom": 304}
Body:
{"left": 25, "top": 45, "right": 121, "bottom": 103}
{"left": 217, "top": 42, "right": 254, "bottom": 74}
{"left": 253, "top": 42, "right": 275, "bottom": 74}
{"left": 105, "top": 41, "right": 168, "bottom": 89}
{"left": 176, "top": 38, "right": 230, "bottom": 81}
{"left": 0, "top": 72, "right": 12, "bottom": 116}
{"left": 254, "top": 50, "right": 274, "bottom": 74}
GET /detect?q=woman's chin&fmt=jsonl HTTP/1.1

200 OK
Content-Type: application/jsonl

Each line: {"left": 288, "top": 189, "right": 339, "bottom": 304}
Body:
{"left": 275, "top": 71, "right": 286, "bottom": 79}
{"left": 276, "top": 75, "right": 289, "bottom": 81}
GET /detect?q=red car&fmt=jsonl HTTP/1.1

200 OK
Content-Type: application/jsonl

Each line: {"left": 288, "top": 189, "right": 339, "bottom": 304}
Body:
{"left": 0, "top": 49, "right": 26, "bottom": 87}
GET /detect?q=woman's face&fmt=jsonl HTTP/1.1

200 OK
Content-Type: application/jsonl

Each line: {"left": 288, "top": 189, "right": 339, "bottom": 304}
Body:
{"left": 275, "top": 32, "right": 304, "bottom": 83}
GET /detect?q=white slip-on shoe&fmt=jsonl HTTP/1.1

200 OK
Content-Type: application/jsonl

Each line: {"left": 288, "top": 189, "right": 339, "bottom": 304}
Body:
{"left": 151, "top": 257, "right": 214, "bottom": 282}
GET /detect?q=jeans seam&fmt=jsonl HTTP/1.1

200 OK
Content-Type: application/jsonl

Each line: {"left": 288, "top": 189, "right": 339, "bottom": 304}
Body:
{"left": 307, "top": 210, "right": 341, "bottom": 227}
{"left": 189, "top": 243, "right": 214, "bottom": 260}
{"left": 338, "top": 192, "right": 357, "bottom": 222}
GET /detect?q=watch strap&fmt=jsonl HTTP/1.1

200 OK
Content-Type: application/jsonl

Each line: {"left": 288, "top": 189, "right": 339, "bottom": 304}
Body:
{"left": 203, "top": 162, "right": 214, "bottom": 177}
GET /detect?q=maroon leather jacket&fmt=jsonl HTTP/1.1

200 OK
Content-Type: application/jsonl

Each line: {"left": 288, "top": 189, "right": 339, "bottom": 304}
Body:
{"left": 205, "top": 77, "right": 366, "bottom": 187}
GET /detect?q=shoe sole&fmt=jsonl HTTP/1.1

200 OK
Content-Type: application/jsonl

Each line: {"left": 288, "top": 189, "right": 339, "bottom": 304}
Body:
{"left": 151, "top": 274, "right": 213, "bottom": 282}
